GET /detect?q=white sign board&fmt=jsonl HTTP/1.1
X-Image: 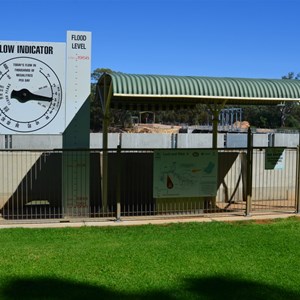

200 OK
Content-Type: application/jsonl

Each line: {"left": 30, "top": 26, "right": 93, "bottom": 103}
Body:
{"left": 0, "top": 31, "right": 91, "bottom": 134}
{"left": 153, "top": 150, "right": 218, "bottom": 198}
{"left": 0, "top": 41, "right": 65, "bottom": 133}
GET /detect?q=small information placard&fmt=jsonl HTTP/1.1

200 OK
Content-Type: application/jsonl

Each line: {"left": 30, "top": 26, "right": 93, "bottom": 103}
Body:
{"left": 265, "top": 148, "right": 285, "bottom": 170}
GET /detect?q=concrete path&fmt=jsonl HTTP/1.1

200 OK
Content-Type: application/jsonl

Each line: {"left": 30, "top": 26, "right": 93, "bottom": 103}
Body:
{"left": 0, "top": 212, "right": 298, "bottom": 229}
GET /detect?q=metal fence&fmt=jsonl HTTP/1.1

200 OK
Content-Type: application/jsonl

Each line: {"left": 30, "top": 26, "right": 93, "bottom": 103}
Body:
{"left": 0, "top": 147, "right": 299, "bottom": 222}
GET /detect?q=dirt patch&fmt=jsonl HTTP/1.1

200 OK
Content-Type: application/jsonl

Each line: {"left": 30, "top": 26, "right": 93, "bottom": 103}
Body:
{"left": 223, "top": 215, "right": 300, "bottom": 226}
{"left": 126, "top": 124, "right": 182, "bottom": 134}
{"left": 252, "top": 219, "right": 275, "bottom": 224}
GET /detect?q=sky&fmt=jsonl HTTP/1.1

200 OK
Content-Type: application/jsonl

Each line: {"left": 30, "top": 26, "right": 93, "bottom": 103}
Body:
{"left": 1, "top": 0, "right": 300, "bottom": 79}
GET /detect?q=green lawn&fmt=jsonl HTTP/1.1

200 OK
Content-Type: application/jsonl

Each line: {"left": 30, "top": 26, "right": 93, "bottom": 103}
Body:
{"left": 0, "top": 217, "right": 300, "bottom": 300}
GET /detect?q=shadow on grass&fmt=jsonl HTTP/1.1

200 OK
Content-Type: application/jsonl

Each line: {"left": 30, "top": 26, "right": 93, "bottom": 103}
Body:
{"left": 184, "top": 275, "right": 300, "bottom": 300}
{"left": 0, "top": 277, "right": 171, "bottom": 300}
{"left": 1, "top": 275, "right": 299, "bottom": 300}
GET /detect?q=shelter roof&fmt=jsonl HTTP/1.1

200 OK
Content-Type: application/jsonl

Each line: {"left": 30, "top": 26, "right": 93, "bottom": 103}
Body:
{"left": 98, "top": 72, "right": 300, "bottom": 109}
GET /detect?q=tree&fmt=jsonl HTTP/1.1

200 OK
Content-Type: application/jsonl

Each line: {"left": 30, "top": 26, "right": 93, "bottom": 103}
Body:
{"left": 280, "top": 72, "right": 300, "bottom": 128}
{"left": 243, "top": 105, "right": 280, "bottom": 128}
{"left": 155, "top": 104, "right": 209, "bottom": 126}
{"left": 90, "top": 68, "right": 114, "bottom": 132}
{"left": 91, "top": 68, "right": 114, "bottom": 83}
{"left": 242, "top": 72, "right": 300, "bottom": 129}
{"left": 282, "top": 72, "right": 300, "bottom": 80}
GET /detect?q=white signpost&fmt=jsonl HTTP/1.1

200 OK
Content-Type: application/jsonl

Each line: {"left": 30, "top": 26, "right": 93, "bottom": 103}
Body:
{"left": 63, "top": 31, "right": 92, "bottom": 217}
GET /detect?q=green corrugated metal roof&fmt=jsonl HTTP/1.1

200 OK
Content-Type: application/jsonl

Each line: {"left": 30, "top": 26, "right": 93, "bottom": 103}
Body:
{"left": 98, "top": 72, "right": 300, "bottom": 106}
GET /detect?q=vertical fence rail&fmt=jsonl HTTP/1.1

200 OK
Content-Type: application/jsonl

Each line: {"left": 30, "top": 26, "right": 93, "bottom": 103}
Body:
{"left": 116, "top": 146, "right": 121, "bottom": 221}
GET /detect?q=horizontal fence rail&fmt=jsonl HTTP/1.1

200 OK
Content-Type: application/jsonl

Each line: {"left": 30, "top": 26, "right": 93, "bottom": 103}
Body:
{"left": 0, "top": 146, "right": 298, "bottom": 222}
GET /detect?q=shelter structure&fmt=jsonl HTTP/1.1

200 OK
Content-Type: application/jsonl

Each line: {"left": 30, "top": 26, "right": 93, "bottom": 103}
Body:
{"left": 96, "top": 72, "right": 300, "bottom": 207}
{"left": 97, "top": 73, "right": 300, "bottom": 146}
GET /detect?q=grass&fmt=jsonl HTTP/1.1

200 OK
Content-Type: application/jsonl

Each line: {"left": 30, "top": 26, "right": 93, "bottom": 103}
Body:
{"left": 0, "top": 217, "right": 300, "bottom": 299}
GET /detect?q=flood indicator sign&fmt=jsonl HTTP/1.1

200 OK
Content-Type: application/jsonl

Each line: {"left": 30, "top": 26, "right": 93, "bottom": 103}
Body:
{"left": 0, "top": 57, "right": 63, "bottom": 132}
{"left": 0, "top": 40, "right": 65, "bottom": 134}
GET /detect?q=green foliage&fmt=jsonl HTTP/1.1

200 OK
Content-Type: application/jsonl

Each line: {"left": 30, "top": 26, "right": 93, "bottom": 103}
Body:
{"left": 91, "top": 67, "right": 114, "bottom": 83}
{"left": 154, "top": 104, "right": 209, "bottom": 126}
{"left": 90, "top": 68, "right": 114, "bottom": 131}
{"left": 243, "top": 105, "right": 281, "bottom": 128}
{"left": 279, "top": 72, "right": 300, "bottom": 128}
{"left": 282, "top": 72, "right": 300, "bottom": 80}
{"left": 0, "top": 218, "right": 300, "bottom": 299}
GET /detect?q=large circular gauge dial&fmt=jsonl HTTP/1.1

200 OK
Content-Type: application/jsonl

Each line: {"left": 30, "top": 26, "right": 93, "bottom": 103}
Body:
{"left": 0, "top": 57, "right": 63, "bottom": 132}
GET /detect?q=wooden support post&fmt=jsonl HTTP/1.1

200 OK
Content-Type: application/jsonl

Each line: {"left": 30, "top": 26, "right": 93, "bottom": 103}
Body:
{"left": 207, "top": 100, "right": 227, "bottom": 149}
{"left": 212, "top": 111, "right": 219, "bottom": 149}
{"left": 207, "top": 100, "right": 227, "bottom": 210}
{"left": 245, "top": 127, "right": 253, "bottom": 216}
{"left": 101, "top": 78, "right": 113, "bottom": 213}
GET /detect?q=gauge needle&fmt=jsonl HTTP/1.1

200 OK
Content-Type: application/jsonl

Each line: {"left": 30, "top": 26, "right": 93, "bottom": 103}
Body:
{"left": 11, "top": 89, "right": 52, "bottom": 103}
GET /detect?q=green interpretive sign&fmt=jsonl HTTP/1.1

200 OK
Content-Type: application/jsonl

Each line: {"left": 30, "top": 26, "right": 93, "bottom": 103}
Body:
{"left": 265, "top": 148, "right": 285, "bottom": 170}
{"left": 153, "top": 150, "right": 218, "bottom": 198}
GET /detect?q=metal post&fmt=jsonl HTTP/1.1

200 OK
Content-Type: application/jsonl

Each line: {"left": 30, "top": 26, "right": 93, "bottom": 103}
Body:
{"left": 116, "top": 145, "right": 121, "bottom": 221}
{"left": 101, "top": 78, "right": 113, "bottom": 213}
{"left": 230, "top": 108, "right": 233, "bottom": 131}
{"left": 212, "top": 111, "right": 219, "bottom": 149}
{"left": 245, "top": 127, "right": 252, "bottom": 216}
